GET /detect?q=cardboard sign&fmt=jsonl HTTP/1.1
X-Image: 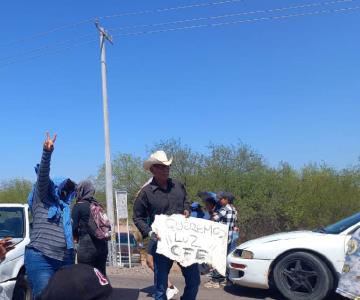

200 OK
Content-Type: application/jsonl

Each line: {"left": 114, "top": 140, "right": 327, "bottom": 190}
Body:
{"left": 152, "top": 214, "right": 228, "bottom": 276}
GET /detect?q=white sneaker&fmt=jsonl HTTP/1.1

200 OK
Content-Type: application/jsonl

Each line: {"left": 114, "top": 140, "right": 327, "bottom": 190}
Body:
{"left": 166, "top": 285, "right": 179, "bottom": 299}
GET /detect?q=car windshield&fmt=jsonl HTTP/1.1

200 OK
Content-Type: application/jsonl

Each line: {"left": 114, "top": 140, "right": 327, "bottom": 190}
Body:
{"left": 115, "top": 233, "right": 137, "bottom": 246}
{"left": 316, "top": 211, "right": 360, "bottom": 234}
{"left": 0, "top": 207, "right": 25, "bottom": 238}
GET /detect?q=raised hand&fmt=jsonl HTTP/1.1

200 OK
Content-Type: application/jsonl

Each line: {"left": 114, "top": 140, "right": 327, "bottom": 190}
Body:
{"left": 0, "top": 243, "right": 6, "bottom": 260}
{"left": 43, "top": 132, "right": 57, "bottom": 151}
{"left": 0, "top": 237, "right": 14, "bottom": 260}
{"left": 183, "top": 209, "right": 190, "bottom": 218}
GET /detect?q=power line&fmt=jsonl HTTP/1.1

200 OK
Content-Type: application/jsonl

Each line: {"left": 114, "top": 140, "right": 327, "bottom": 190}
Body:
{"left": 0, "top": 33, "right": 94, "bottom": 63}
{"left": 108, "top": 0, "right": 356, "bottom": 33}
{"left": 0, "top": 0, "right": 244, "bottom": 48}
{"left": 3, "top": 0, "right": 350, "bottom": 49}
{"left": 1, "top": 4, "right": 359, "bottom": 68}
{"left": 100, "top": 0, "right": 244, "bottom": 19}
{"left": 0, "top": 37, "right": 97, "bottom": 68}
{"left": 0, "top": 19, "right": 94, "bottom": 48}
{"left": 111, "top": 5, "right": 360, "bottom": 37}
{"left": 1, "top": 0, "right": 355, "bottom": 49}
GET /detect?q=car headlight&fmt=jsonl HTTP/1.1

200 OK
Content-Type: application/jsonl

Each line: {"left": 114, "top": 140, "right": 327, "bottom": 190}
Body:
{"left": 241, "top": 250, "right": 254, "bottom": 259}
{"left": 232, "top": 249, "right": 254, "bottom": 259}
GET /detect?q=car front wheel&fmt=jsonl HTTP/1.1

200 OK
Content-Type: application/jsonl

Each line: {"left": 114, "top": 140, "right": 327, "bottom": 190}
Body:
{"left": 273, "top": 251, "right": 333, "bottom": 300}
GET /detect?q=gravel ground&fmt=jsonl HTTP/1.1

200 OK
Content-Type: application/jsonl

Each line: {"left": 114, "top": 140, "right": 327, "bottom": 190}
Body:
{"left": 107, "top": 262, "right": 183, "bottom": 276}
{"left": 108, "top": 271, "right": 282, "bottom": 300}
{"left": 108, "top": 265, "right": 154, "bottom": 276}
{"left": 107, "top": 266, "right": 346, "bottom": 300}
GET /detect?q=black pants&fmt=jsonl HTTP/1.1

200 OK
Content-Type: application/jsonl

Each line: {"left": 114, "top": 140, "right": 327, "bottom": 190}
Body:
{"left": 77, "top": 251, "right": 107, "bottom": 275}
{"left": 77, "top": 235, "right": 108, "bottom": 275}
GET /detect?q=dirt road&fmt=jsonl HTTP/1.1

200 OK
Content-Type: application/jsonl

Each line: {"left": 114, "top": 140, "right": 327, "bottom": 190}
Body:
{"left": 108, "top": 267, "right": 345, "bottom": 300}
{"left": 109, "top": 273, "right": 285, "bottom": 300}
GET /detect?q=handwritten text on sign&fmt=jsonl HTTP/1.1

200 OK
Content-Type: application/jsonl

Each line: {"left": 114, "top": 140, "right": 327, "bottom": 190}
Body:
{"left": 152, "top": 214, "right": 228, "bottom": 276}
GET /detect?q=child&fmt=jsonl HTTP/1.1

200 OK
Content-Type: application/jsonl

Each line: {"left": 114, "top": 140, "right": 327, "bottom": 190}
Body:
{"left": 205, "top": 191, "right": 238, "bottom": 288}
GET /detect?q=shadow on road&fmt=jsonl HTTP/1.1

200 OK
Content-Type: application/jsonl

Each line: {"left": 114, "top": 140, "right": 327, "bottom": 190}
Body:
{"left": 140, "top": 285, "right": 155, "bottom": 298}
{"left": 112, "top": 287, "right": 140, "bottom": 300}
{"left": 224, "top": 284, "right": 286, "bottom": 299}
{"left": 224, "top": 285, "right": 348, "bottom": 300}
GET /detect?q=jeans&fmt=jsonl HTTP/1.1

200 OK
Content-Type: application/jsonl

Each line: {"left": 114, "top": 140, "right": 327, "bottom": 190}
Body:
{"left": 150, "top": 241, "right": 200, "bottom": 300}
{"left": 25, "top": 247, "right": 74, "bottom": 299}
{"left": 230, "top": 232, "right": 239, "bottom": 253}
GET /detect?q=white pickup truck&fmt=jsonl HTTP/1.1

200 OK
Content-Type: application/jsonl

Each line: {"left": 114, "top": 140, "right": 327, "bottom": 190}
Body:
{"left": 0, "top": 203, "right": 31, "bottom": 300}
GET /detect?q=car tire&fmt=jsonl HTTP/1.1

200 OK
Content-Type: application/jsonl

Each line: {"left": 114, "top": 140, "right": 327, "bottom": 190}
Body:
{"left": 12, "top": 271, "right": 32, "bottom": 300}
{"left": 273, "top": 251, "right": 333, "bottom": 300}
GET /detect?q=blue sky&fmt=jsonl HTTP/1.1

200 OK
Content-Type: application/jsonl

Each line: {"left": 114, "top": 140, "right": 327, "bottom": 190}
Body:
{"left": 0, "top": 0, "right": 359, "bottom": 182}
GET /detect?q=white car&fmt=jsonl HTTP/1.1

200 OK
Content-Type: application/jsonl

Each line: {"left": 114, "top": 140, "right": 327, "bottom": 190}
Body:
{"left": 0, "top": 204, "right": 31, "bottom": 300}
{"left": 227, "top": 212, "right": 360, "bottom": 300}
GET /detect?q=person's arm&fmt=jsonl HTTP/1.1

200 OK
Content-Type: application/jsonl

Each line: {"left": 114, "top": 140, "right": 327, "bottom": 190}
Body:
{"left": 133, "top": 191, "right": 152, "bottom": 238}
{"left": 212, "top": 207, "right": 226, "bottom": 222}
{"left": 35, "top": 133, "right": 57, "bottom": 203}
{"left": 181, "top": 183, "right": 191, "bottom": 217}
{"left": 0, "top": 244, "right": 5, "bottom": 261}
{"left": 0, "top": 238, "right": 14, "bottom": 261}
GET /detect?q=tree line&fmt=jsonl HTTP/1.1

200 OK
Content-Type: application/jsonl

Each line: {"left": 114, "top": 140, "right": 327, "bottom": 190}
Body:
{"left": 2, "top": 139, "right": 360, "bottom": 241}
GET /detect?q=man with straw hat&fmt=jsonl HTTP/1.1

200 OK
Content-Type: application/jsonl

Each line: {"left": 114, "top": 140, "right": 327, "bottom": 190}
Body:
{"left": 133, "top": 150, "right": 200, "bottom": 300}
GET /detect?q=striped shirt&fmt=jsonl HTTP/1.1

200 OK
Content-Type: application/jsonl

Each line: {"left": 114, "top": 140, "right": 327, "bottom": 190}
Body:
{"left": 28, "top": 149, "right": 74, "bottom": 261}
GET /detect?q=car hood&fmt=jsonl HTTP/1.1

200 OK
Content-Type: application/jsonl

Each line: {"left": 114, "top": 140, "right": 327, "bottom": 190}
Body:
{"left": 0, "top": 238, "right": 28, "bottom": 283}
{"left": 239, "top": 230, "right": 323, "bottom": 249}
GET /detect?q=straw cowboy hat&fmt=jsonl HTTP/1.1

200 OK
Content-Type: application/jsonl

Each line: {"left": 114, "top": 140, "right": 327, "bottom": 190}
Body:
{"left": 143, "top": 150, "right": 173, "bottom": 171}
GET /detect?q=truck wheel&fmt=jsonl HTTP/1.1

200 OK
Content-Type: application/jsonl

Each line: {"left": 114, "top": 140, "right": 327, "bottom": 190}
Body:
{"left": 12, "top": 272, "right": 31, "bottom": 300}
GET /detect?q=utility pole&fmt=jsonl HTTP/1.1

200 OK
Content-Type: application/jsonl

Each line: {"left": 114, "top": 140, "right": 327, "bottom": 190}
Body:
{"left": 95, "top": 20, "right": 115, "bottom": 266}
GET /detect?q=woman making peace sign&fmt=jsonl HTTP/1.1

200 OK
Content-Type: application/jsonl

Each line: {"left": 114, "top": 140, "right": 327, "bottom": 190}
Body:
{"left": 25, "top": 133, "right": 77, "bottom": 299}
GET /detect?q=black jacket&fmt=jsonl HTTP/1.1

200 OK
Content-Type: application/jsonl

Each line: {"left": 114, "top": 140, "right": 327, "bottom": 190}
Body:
{"left": 133, "top": 178, "right": 190, "bottom": 238}
{"left": 72, "top": 200, "right": 108, "bottom": 254}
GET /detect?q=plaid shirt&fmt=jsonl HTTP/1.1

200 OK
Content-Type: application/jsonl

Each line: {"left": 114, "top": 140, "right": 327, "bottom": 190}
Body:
{"left": 212, "top": 204, "right": 237, "bottom": 244}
